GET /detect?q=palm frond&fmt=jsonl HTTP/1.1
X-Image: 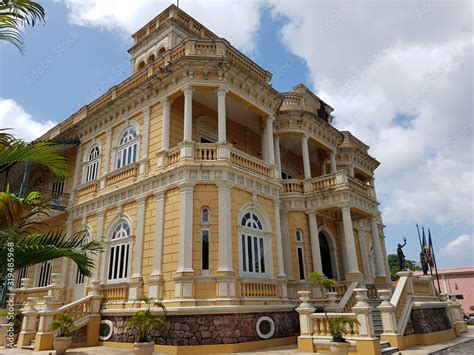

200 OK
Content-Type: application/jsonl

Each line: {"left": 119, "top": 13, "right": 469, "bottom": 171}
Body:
{"left": 0, "top": 140, "right": 70, "bottom": 178}
{"left": 0, "top": 0, "right": 45, "bottom": 52}
{"left": 0, "top": 230, "right": 103, "bottom": 278}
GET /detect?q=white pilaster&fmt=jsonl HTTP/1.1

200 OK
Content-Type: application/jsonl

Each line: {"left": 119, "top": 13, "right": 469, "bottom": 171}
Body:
{"left": 348, "top": 164, "right": 355, "bottom": 177}
{"left": 131, "top": 198, "right": 146, "bottom": 279}
{"left": 301, "top": 135, "right": 311, "bottom": 179}
{"left": 183, "top": 85, "right": 194, "bottom": 142}
{"left": 274, "top": 201, "right": 286, "bottom": 278}
{"left": 280, "top": 211, "right": 293, "bottom": 279}
{"left": 330, "top": 151, "right": 337, "bottom": 173}
{"left": 266, "top": 117, "right": 275, "bottom": 164}
{"left": 217, "top": 87, "right": 227, "bottom": 143}
{"left": 308, "top": 212, "right": 323, "bottom": 274}
{"left": 151, "top": 191, "right": 165, "bottom": 276}
{"left": 100, "top": 128, "right": 112, "bottom": 189}
{"left": 217, "top": 184, "right": 233, "bottom": 273}
{"left": 177, "top": 184, "right": 194, "bottom": 273}
{"left": 95, "top": 211, "right": 105, "bottom": 282}
{"left": 341, "top": 206, "right": 361, "bottom": 277}
{"left": 71, "top": 145, "right": 82, "bottom": 201}
{"left": 161, "top": 97, "right": 171, "bottom": 150}
{"left": 261, "top": 121, "right": 268, "bottom": 162}
{"left": 140, "top": 106, "right": 150, "bottom": 175}
{"left": 370, "top": 216, "right": 387, "bottom": 277}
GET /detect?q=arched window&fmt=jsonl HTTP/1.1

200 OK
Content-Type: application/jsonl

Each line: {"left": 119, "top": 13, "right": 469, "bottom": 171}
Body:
{"left": 201, "top": 207, "right": 210, "bottom": 273}
{"left": 84, "top": 145, "right": 100, "bottom": 182}
{"left": 147, "top": 54, "right": 155, "bottom": 64}
{"left": 201, "top": 207, "right": 210, "bottom": 224}
{"left": 295, "top": 229, "right": 305, "bottom": 280}
{"left": 37, "top": 260, "right": 52, "bottom": 287}
{"left": 116, "top": 126, "right": 138, "bottom": 169}
{"left": 240, "top": 212, "right": 266, "bottom": 275}
{"left": 107, "top": 221, "right": 131, "bottom": 282}
{"left": 137, "top": 61, "right": 145, "bottom": 70}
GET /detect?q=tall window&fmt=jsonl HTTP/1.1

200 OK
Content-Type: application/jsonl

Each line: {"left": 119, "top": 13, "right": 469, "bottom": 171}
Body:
{"left": 37, "top": 260, "right": 52, "bottom": 287}
{"left": 201, "top": 208, "right": 210, "bottom": 273}
{"left": 107, "top": 221, "right": 131, "bottom": 282}
{"left": 16, "top": 267, "right": 28, "bottom": 288}
{"left": 116, "top": 126, "right": 138, "bottom": 169}
{"left": 52, "top": 180, "right": 65, "bottom": 195}
{"left": 295, "top": 230, "right": 305, "bottom": 280}
{"left": 75, "top": 233, "right": 90, "bottom": 285}
{"left": 241, "top": 212, "right": 266, "bottom": 275}
{"left": 84, "top": 145, "right": 100, "bottom": 182}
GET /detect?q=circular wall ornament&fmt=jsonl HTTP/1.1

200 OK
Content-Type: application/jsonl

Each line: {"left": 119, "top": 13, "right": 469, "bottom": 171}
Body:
{"left": 99, "top": 320, "right": 114, "bottom": 341}
{"left": 256, "top": 316, "right": 275, "bottom": 339}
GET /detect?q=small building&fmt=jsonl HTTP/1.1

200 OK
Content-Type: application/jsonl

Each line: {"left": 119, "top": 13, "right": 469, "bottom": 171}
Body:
{"left": 415, "top": 267, "right": 474, "bottom": 315}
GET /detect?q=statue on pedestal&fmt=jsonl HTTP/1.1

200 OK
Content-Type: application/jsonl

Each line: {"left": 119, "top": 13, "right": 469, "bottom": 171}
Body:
{"left": 397, "top": 237, "right": 407, "bottom": 271}
{"left": 420, "top": 251, "right": 429, "bottom": 275}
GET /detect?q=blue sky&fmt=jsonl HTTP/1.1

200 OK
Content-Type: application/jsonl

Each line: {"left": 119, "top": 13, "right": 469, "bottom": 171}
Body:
{"left": 0, "top": 0, "right": 472, "bottom": 269}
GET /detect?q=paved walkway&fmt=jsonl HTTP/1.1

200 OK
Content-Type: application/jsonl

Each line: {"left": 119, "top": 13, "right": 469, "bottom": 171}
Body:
{"left": 1, "top": 327, "right": 472, "bottom": 354}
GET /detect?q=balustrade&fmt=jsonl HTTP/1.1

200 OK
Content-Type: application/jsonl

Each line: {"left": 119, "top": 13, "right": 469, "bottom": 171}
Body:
{"left": 230, "top": 148, "right": 272, "bottom": 177}
{"left": 101, "top": 285, "right": 129, "bottom": 302}
{"left": 194, "top": 144, "right": 217, "bottom": 160}
{"left": 105, "top": 164, "right": 138, "bottom": 186}
{"left": 241, "top": 281, "right": 278, "bottom": 298}
{"left": 282, "top": 179, "right": 303, "bottom": 193}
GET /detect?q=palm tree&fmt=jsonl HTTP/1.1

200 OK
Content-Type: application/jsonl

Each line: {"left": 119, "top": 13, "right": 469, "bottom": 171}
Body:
{"left": 0, "top": 190, "right": 103, "bottom": 285}
{"left": 0, "top": 0, "right": 45, "bottom": 52}
{"left": 0, "top": 130, "right": 70, "bottom": 183}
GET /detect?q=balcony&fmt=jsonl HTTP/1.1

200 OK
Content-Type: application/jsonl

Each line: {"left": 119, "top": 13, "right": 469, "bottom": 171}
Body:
{"left": 22, "top": 186, "right": 70, "bottom": 210}
{"left": 162, "top": 143, "right": 274, "bottom": 179}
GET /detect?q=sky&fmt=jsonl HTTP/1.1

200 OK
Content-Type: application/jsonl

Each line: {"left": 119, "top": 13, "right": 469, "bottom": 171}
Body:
{"left": 0, "top": 0, "right": 472, "bottom": 269}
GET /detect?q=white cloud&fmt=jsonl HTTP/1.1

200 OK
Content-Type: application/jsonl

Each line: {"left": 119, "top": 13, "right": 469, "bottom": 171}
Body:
{"left": 267, "top": 0, "right": 474, "bottom": 226}
{"left": 0, "top": 98, "right": 55, "bottom": 141}
{"left": 63, "top": 0, "right": 264, "bottom": 52}
{"left": 441, "top": 235, "right": 474, "bottom": 266}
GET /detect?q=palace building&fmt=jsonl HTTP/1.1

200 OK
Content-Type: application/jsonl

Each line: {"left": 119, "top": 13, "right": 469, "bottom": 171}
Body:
{"left": 9, "top": 5, "right": 464, "bottom": 354}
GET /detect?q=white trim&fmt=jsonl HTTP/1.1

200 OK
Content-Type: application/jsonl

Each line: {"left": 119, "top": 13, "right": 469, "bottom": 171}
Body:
{"left": 99, "top": 320, "right": 114, "bottom": 341}
{"left": 318, "top": 225, "right": 340, "bottom": 281}
{"left": 256, "top": 316, "right": 275, "bottom": 339}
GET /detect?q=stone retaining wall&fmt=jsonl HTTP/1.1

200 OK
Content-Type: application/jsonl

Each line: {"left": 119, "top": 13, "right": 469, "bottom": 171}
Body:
{"left": 404, "top": 308, "right": 452, "bottom": 335}
{"left": 103, "top": 311, "right": 299, "bottom": 346}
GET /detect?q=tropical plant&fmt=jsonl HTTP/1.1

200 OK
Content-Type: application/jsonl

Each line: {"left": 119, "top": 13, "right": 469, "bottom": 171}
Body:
{"left": 308, "top": 271, "right": 358, "bottom": 343}
{"left": 0, "top": 129, "right": 70, "bottom": 181}
{"left": 0, "top": 0, "right": 45, "bottom": 52}
{"left": 0, "top": 189, "right": 103, "bottom": 280}
{"left": 126, "top": 296, "right": 167, "bottom": 343}
{"left": 48, "top": 313, "right": 79, "bottom": 337}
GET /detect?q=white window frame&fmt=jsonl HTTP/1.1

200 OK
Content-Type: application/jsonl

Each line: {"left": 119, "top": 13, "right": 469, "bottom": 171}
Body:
{"left": 15, "top": 267, "right": 28, "bottom": 289}
{"left": 74, "top": 232, "right": 90, "bottom": 285}
{"left": 115, "top": 126, "right": 139, "bottom": 170}
{"left": 200, "top": 207, "right": 211, "bottom": 275}
{"left": 295, "top": 229, "right": 306, "bottom": 280}
{"left": 84, "top": 144, "right": 100, "bottom": 183}
{"left": 106, "top": 221, "right": 132, "bottom": 283}
{"left": 238, "top": 211, "right": 270, "bottom": 278}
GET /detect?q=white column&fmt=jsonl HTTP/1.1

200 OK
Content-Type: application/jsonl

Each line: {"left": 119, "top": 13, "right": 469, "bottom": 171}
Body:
{"left": 370, "top": 216, "right": 387, "bottom": 277}
{"left": 301, "top": 135, "right": 312, "bottom": 179}
{"left": 280, "top": 211, "right": 293, "bottom": 279}
{"left": 261, "top": 121, "right": 268, "bottom": 161}
{"left": 151, "top": 191, "right": 165, "bottom": 276}
{"left": 177, "top": 184, "right": 194, "bottom": 273}
{"left": 321, "top": 161, "right": 327, "bottom": 175}
{"left": 183, "top": 85, "right": 194, "bottom": 142}
{"left": 274, "top": 135, "right": 282, "bottom": 179}
{"left": 131, "top": 198, "right": 146, "bottom": 279}
{"left": 348, "top": 164, "right": 355, "bottom": 177}
{"left": 161, "top": 97, "right": 171, "bottom": 150}
{"left": 274, "top": 201, "right": 286, "bottom": 278}
{"left": 95, "top": 211, "right": 105, "bottom": 282}
{"left": 217, "top": 87, "right": 227, "bottom": 143}
{"left": 341, "top": 206, "right": 360, "bottom": 275}
{"left": 330, "top": 151, "right": 337, "bottom": 173}
{"left": 217, "top": 184, "right": 233, "bottom": 273}
{"left": 266, "top": 117, "right": 275, "bottom": 164}
{"left": 308, "top": 212, "right": 323, "bottom": 274}
{"left": 357, "top": 224, "right": 372, "bottom": 282}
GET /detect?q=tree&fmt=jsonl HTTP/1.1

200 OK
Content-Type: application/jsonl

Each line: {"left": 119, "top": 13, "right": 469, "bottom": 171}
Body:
{"left": 0, "top": 0, "right": 45, "bottom": 52}
{"left": 388, "top": 253, "right": 422, "bottom": 281}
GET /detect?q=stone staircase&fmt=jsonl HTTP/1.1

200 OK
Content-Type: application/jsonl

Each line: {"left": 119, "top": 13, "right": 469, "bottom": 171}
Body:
{"left": 381, "top": 340, "right": 399, "bottom": 354}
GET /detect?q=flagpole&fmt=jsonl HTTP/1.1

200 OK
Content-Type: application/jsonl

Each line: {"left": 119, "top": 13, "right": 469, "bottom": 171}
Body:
{"left": 416, "top": 224, "right": 423, "bottom": 250}
{"left": 422, "top": 227, "right": 433, "bottom": 277}
{"left": 429, "top": 229, "right": 442, "bottom": 294}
